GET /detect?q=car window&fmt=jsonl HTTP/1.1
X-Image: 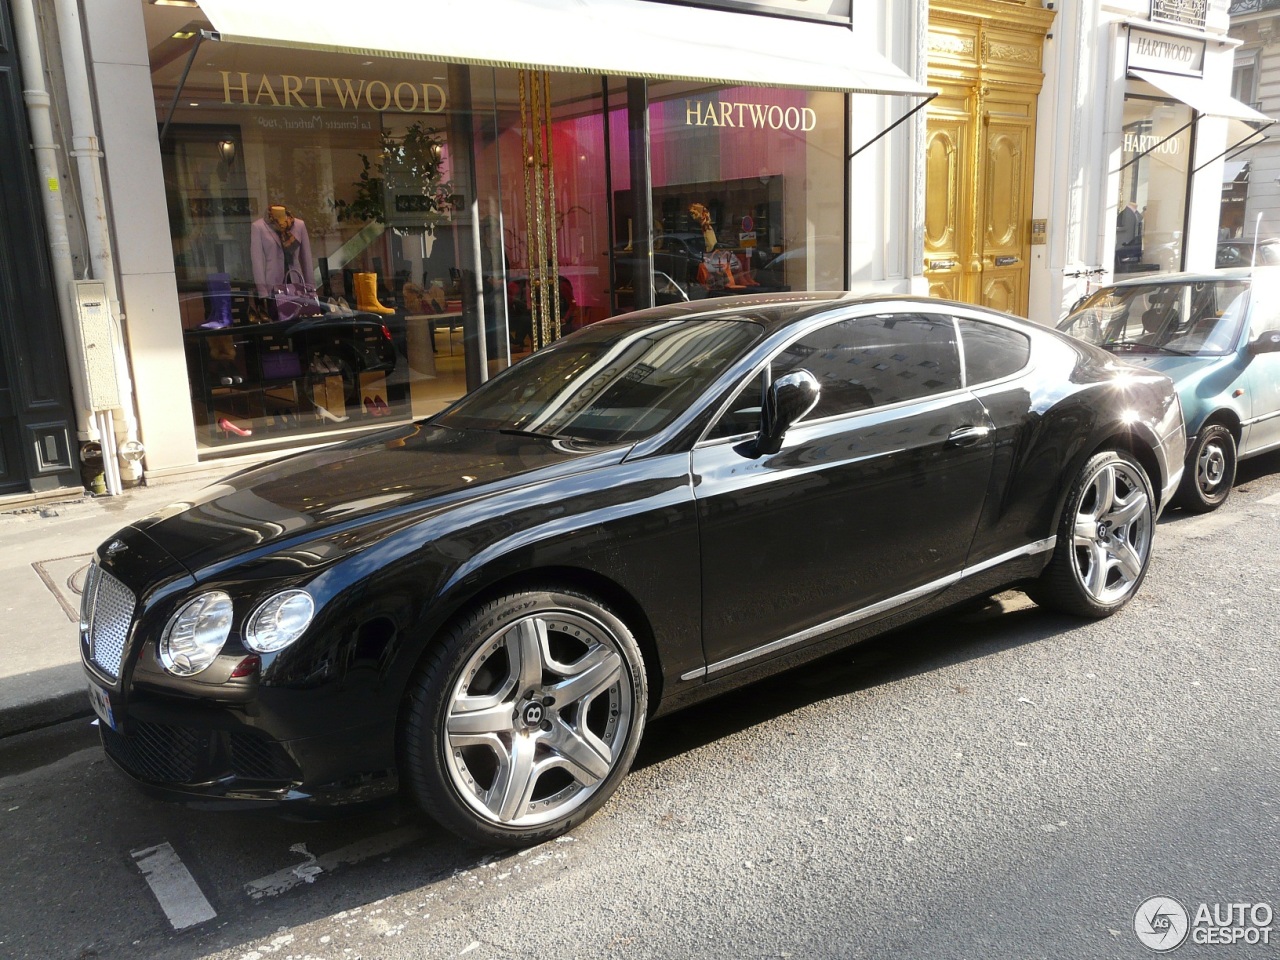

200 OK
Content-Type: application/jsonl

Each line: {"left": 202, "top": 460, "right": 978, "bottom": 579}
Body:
{"left": 705, "top": 369, "right": 767, "bottom": 441}
{"left": 957, "top": 318, "right": 1031, "bottom": 385}
{"left": 1060, "top": 280, "right": 1248, "bottom": 357}
{"left": 769, "top": 313, "right": 962, "bottom": 420}
{"left": 437, "top": 317, "right": 762, "bottom": 443}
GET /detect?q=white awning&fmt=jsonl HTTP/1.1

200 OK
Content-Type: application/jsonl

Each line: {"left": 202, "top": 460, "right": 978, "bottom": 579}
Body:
{"left": 1130, "top": 68, "right": 1272, "bottom": 124}
{"left": 196, "top": 0, "right": 933, "bottom": 97}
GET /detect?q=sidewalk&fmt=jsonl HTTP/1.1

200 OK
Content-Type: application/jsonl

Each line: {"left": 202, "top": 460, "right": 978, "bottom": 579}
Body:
{"left": 0, "top": 473, "right": 226, "bottom": 738}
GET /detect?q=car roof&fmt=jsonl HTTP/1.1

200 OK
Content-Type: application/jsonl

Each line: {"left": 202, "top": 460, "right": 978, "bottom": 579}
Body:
{"left": 603, "top": 290, "right": 1035, "bottom": 336}
{"left": 1099, "top": 266, "right": 1269, "bottom": 289}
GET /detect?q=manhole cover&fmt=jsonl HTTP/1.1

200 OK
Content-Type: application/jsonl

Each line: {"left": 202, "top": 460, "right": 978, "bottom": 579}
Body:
{"left": 32, "top": 553, "right": 94, "bottom": 622}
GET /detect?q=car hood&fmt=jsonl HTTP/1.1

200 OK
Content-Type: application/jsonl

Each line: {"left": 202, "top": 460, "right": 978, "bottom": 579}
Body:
{"left": 1110, "top": 353, "right": 1225, "bottom": 381}
{"left": 127, "top": 423, "right": 630, "bottom": 578}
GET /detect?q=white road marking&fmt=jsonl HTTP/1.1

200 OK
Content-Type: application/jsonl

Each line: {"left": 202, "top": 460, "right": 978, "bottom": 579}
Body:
{"left": 1259, "top": 492, "right": 1280, "bottom": 505}
{"left": 131, "top": 842, "right": 217, "bottom": 930}
{"left": 244, "top": 827, "right": 425, "bottom": 900}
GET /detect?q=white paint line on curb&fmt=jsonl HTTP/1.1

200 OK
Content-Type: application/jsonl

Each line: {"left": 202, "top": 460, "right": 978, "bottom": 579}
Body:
{"left": 244, "top": 826, "right": 425, "bottom": 900}
{"left": 131, "top": 842, "right": 217, "bottom": 930}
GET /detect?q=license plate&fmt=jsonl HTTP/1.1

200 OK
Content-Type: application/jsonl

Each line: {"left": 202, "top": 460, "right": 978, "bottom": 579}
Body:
{"left": 87, "top": 682, "right": 117, "bottom": 731}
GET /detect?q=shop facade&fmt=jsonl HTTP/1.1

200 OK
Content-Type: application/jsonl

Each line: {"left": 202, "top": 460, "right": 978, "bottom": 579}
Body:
{"left": 1026, "top": 0, "right": 1272, "bottom": 325}
{"left": 5, "top": 0, "right": 931, "bottom": 491}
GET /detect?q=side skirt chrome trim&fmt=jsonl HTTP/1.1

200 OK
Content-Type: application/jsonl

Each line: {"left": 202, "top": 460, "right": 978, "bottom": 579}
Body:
{"left": 680, "top": 537, "right": 1056, "bottom": 682}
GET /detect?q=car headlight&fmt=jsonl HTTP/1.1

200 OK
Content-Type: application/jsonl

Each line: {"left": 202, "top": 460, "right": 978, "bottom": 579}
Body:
{"left": 160, "top": 591, "right": 234, "bottom": 676}
{"left": 245, "top": 590, "right": 315, "bottom": 653}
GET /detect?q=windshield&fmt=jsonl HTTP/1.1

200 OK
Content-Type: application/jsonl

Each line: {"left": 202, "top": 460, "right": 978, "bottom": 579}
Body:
{"left": 436, "top": 317, "right": 763, "bottom": 443}
{"left": 1060, "top": 279, "right": 1249, "bottom": 357}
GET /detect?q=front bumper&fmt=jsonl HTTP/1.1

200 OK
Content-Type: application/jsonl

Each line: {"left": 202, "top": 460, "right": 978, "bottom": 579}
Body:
{"left": 98, "top": 708, "right": 399, "bottom": 808}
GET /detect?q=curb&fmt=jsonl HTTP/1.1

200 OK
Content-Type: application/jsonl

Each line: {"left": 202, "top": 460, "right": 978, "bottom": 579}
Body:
{"left": 0, "top": 691, "right": 93, "bottom": 740}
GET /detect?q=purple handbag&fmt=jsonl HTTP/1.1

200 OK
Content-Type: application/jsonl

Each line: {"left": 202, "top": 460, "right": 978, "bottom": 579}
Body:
{"left": 261, "top": 350, "right": 302, "bottom": 379}
{"left": 271, "top": 269, "right": 325, "bottom": 323}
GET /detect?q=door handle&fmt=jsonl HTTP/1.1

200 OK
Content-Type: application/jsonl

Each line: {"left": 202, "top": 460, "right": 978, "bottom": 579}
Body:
{"left": 948, "top": 425, "right": 991, "bottom": 446}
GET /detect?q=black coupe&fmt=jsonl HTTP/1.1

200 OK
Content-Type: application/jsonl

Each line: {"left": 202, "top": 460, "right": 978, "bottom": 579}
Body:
{"left": 82, "top": 293, "right": 1186, "bottom": 846}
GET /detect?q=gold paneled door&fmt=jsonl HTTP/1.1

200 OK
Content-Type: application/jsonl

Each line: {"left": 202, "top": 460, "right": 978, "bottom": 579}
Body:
{"left": 925, "top": 1, "right": 1054, "bottom": 317}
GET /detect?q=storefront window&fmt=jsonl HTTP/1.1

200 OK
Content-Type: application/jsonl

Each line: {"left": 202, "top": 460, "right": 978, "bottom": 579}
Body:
{"left": 1115, "top": 95, "right": 1192, "bottom": 275}
{"left": 621, "top": 83, "right": 846, "bottom": 305}
{"left": 148, "top": 6, "right": 846, "bottom": 456}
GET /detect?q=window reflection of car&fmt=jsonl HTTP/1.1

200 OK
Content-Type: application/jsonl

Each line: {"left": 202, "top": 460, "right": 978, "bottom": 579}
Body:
{"left": 1215, "top": 238, "right": 1280, "bottom": 268}
{"left": 614, "top": 233, "right": 707, "bottom": 305}
{"left": 181, "top": 290, "right": 396, "bottom": 401}
{"left": 1058, "top": 267, "right": 1280, "bottom": 512}
{"left": 753, "top": 243, "right": 843, "bottom": 292}
{"left": 85, "top": 291, "right": 1184, "bottom": 849}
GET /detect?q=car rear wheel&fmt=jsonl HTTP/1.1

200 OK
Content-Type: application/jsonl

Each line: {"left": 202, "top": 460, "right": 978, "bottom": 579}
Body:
{"left": 1174, "top": 423, "right": 1236, "bottom": 513}
{"left": 1027, "top": 450, "right": 1154, "bottom": 618}
{"left": 401, "top": 589, "right": 647, "bottom": 847}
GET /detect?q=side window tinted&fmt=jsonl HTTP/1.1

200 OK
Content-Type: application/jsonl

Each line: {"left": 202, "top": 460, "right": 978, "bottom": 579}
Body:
{"left": 707, "top": 370, "right": 766, "bottom": 440}
{"left": 958, "top": 319, "right": 1031, "bottom": 385}
{"left": 771, "top": 313, "right": 961, "bottom": 419}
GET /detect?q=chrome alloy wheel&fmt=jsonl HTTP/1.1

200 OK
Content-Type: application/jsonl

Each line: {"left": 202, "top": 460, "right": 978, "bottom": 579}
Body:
{"left": 1070, "top": 458, "right": 1153, "bottom": 605}
{"left": 443, "top": 610, "right": 635, "bottom": 828}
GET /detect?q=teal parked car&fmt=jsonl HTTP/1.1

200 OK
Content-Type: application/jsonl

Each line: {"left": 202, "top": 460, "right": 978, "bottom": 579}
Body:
{"left": 1059, "top": 268, "right": 1280, "bottom": 512}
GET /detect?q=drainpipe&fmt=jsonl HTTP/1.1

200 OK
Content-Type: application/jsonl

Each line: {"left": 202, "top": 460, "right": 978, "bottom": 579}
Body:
{"left": 10, "top": 0, "right": 95, "bottom": 444}
{"left": 53, "top": 0, "right": 142, "bottom": 484}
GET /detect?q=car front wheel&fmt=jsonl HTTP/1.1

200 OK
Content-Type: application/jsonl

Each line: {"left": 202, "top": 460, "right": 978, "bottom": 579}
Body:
{"left": 1174, "top": 423, "right": 1236, "bottom": 513}
{"left": 1028, "top": 449, "right": 1154, "bottom": 618}
{"left": 401, "top": 589, "right": 647, "bottom": 847}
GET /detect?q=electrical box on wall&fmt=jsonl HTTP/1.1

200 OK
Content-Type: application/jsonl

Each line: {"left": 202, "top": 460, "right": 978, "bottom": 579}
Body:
{"left": 73, "top": 279, "right": 120, "bottom": 411}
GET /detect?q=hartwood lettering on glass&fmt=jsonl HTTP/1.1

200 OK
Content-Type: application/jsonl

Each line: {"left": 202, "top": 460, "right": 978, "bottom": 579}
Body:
{"left": 686, "top": 100, "right": 818, "bottom": 131}
{"left": 221, "top": 73, "right": 447, "bottom": 114}
{"left": 1124, "top": 131, "right": 1182, "bottom": 156}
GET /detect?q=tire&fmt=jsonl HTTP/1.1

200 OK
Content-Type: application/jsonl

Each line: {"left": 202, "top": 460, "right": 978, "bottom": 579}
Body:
{"left": 1027, "top": 450, "right": 1155, "bottom": 618}
{"left": 1174, "top": 423, "right": 1236, "bottom": 513}
{"left": 401, "top": 588, "right": 647, "bottom": 848}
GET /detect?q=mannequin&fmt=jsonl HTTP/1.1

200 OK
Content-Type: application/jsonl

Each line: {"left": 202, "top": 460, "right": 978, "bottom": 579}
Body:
{"left": 251, "top": 203, "right": 313, "bottom": 296}
{"left": 689, "top": 202, "right": 717, "bottom": 253}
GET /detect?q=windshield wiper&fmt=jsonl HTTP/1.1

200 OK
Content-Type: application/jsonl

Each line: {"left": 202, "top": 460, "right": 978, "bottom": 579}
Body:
{"left": 497, "top": 427, "right": 562, "bottom": 440}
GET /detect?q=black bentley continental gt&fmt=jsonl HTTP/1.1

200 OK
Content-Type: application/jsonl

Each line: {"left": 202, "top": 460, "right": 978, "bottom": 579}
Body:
{"left": 81, "top": 293, "right": 1186, "bottom": 847}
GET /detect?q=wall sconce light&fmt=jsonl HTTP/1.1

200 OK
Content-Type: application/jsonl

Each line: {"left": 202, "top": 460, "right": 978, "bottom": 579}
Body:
{"left": 217, "top": 138, "right": 237, "bottom": 166}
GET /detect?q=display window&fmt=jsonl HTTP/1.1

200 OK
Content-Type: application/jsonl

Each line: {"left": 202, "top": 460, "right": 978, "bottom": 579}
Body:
{"left": 1115, "top": 94, "right": 1192, "bottom": 275}
{"left": 148, "top": 10, "right": 847, "bottom": 456}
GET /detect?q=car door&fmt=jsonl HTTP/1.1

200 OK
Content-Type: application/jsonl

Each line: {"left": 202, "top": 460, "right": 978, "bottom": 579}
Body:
{"left": 691, "top": 310, "right": 996, "bottom": 675}
{"left": 1242, "top": 285, "right": 1280, "bottom": 455}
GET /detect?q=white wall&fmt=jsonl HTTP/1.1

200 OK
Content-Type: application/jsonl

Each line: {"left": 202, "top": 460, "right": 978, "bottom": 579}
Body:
{"left": 83, "top": 0, "right": 199, "bottom": 476}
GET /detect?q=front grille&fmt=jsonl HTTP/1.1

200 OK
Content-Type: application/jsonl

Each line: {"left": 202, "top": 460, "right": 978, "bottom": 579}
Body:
{"left": 83, "top": 564, "right": 136, "bottom": 680}
{"left": 102, "top": 721, "right": 298, "bottom": 785}
{"left": 229, "top": 731, "right": 295, "bottom": 780}
{"left": 102, "top": 720, "right": 203, "bottom": 782}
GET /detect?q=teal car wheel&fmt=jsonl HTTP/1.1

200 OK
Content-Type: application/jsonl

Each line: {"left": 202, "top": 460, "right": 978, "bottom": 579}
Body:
{"left": 1175, "top": 423, "right": 1236, "bottom": 513}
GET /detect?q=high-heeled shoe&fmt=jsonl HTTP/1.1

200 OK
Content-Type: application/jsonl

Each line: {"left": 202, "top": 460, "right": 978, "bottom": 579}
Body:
{"left": 315, "top": 403, "right": 349, "bottom": 423}
{"left": 374, "top": 395, "right": 389, "bottom": 415}
{"left": 218, "top": 416, "right": 252, "bottom": 437}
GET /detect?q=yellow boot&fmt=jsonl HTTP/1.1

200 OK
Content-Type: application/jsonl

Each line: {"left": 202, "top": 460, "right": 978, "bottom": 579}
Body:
{"left": 354, "top": 272, "right": 396, "bottom": 315}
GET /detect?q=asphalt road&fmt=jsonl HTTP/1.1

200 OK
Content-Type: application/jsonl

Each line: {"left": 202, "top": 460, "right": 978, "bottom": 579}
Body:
{"left": 2, "top": 453, "right": 1278, "bottom": 960}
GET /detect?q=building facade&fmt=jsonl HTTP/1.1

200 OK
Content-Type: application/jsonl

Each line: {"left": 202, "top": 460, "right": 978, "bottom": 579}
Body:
{"left": 1026, "top": 0, "right": 1269, "bottom": 324}
{"left": 1225, "top": 0, "right": 1280, "bottom": 243}
{"left": 0, "top": 0, "right": 932, "bottom": 496}
{"left": 11, "top": 0, "right": 1262, "bottom": 500}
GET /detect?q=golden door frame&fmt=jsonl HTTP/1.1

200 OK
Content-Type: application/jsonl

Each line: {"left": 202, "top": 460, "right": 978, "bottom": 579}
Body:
{"left": 925, "top": 0, "right": 1054, "bottom": 317}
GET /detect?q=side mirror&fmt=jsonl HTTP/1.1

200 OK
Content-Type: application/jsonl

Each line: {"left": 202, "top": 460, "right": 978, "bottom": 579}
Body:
{"left": 1248, "top": 330, "right": 1280, "bottom": 354}
{"left": 757, "top": 370, "right": 820, "bottom": 455}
